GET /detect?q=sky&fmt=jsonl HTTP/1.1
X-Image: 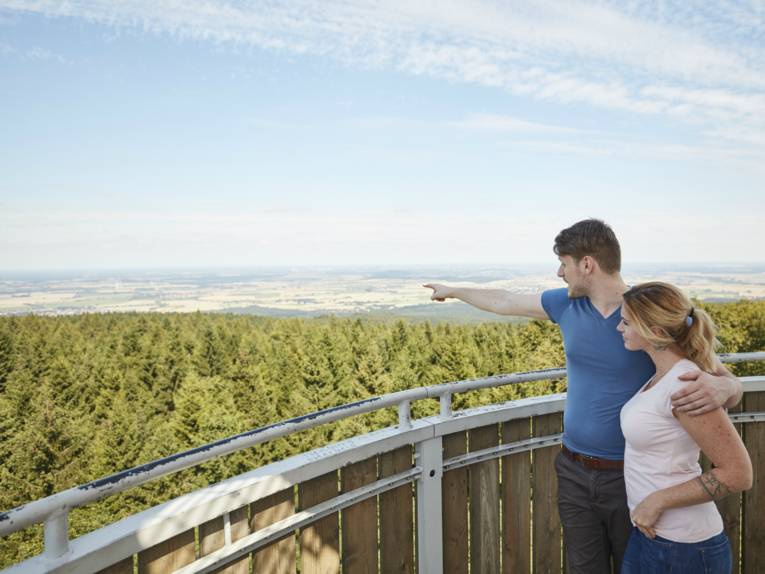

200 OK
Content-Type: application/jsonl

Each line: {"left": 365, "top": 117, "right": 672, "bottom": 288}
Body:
{"left": 1, "top": 1, "right": 764, "bottom": 270}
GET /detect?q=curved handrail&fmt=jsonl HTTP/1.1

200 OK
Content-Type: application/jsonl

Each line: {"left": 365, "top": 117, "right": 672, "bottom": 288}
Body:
{"left": 0, "top": 368, "right": 564, "bottom": 536}
{"left": 1, "top": 351, "right": 763, "bottom": 544}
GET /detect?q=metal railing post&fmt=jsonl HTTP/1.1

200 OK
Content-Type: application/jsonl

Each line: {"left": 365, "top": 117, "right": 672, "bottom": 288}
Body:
{"left": 398, "top": 400, "right": 412, "bottom": 429}
{"left": 43, "top": 510, "right": 69, "bottom": 560}
{"left": 416, "top": 436, "right": 443, "bottom": 574}
{"left": 439, "top": 393, "right": 452, "bottom": 418}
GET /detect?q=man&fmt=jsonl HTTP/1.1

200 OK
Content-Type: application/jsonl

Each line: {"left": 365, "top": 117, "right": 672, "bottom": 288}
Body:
{"left": 424, "top": 218, "right": 741, "bottom": 573}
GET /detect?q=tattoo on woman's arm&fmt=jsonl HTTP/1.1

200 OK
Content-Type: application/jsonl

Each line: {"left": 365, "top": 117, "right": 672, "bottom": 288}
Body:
{"left": 697, "top": 473, "right": 732, "bottom": 500}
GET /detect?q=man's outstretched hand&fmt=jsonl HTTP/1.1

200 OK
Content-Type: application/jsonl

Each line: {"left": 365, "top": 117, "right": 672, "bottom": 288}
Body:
{"left": 423, "top": 283, "right": 452, "bottom": 302}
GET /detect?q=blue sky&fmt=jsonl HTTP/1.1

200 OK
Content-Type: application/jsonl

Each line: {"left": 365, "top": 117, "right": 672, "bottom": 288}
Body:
{"left": 1, "top": 1, "right": 764, "bottom": 270}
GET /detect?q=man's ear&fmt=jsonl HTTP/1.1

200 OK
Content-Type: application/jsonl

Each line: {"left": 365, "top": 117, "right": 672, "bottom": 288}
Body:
{"left": 581, "top": 255, "right": 596, "bottom": 274}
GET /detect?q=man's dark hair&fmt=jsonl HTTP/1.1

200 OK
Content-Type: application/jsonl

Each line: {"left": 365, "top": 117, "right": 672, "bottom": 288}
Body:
{"left": 553, "top": 219, "right": 621, "bottom": 274}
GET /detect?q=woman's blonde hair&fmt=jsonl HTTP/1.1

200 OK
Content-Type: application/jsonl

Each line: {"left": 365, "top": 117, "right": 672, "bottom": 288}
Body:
{"left": 622, "top": 281, "right": 718, "bottom": 372}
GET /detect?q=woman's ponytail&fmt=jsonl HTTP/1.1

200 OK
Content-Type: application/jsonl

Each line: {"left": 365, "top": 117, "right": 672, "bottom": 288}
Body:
{"left": 676, "top": 306, "right": 718, "bottom": 372}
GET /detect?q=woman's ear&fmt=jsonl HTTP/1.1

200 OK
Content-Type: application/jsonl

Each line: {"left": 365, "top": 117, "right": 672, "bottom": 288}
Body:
{"left": 650, "top": 325, "right": 670, "bottom": 339}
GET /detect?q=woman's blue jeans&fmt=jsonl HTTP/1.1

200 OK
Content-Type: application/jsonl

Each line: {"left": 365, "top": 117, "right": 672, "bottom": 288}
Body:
{"left": 621, "top": 527, "right": 731, "bottom": 574}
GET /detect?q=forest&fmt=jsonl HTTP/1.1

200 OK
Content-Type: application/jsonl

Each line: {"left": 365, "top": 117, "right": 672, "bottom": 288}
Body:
{"left": 1, "top": 300, "right": 764, "bottom": 566}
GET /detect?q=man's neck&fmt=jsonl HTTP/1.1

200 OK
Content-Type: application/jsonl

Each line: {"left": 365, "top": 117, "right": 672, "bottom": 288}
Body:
{"left": 586, "top": 274, "right": 629, "bottom": 317}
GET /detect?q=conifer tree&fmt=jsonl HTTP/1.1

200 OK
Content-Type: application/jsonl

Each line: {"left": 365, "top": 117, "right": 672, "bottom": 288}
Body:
{"left": 0, "top": 327, "right": 14, "bottom": 392}
{"left": 195, "top": 326, "right": 228, "bottom": 377}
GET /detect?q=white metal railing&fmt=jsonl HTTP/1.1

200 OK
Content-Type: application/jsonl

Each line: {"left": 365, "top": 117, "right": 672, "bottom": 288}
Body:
{"left": 0, "top": 367, "right": 571, "bottom": 541}
{"left": 1, "top": 351, "right": 764, "bottom": 573}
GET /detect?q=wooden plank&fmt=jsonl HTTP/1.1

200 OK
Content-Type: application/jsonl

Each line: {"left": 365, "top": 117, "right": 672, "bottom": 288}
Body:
{"left": 502, "top": 417, "right": 531, "bottom": 574}
{"left": 199, "top": 515, "right": 225, "bottom": 557}
{"left": 199, "top": 505, "right": 250, "bottom": 574}
{"left": 469, "top": 424, "right": 500, "bottom": 574}
{"left": 252, "top": 489, "right": 296, "bottom": 574}
{"left": 532, "top": 413, "right": 562, "bottom": 574}
{"left": 299, "top": 471, "right": 340, "bottom": 574}
{"left": 137, "top": 528, "right": 195, "bottom": 574}
{"left": 96, "top": 557, "right": 133, "bottom": 574}
{"left": 442, "top": 432, "right": 468, "bottom": 574}
{"left": 380, "top": 445, "right": 414, "bottom": 574}
{"left": 341, "top": 456, "right": 378, "bottom": 573}
{"left": 229, "top": 507, "right": 250, "bottom": 571}
{"left": 702, "top": 398, "right": 744, "bottom": 574}
{"left": 743, "top": 391, "right": 765, "bottom": 574}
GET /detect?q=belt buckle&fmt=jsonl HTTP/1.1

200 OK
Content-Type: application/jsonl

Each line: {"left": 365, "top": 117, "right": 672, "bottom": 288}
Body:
{"left": 577, "top": 452, "right": 601, "bottom": 468}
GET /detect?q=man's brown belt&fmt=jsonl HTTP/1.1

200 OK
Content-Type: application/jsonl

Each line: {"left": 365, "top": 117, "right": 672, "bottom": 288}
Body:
{"left": 561, "top": 445, "right": 624, "bottom": 471}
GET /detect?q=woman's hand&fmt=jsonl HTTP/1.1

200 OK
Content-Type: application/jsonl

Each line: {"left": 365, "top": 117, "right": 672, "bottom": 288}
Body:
{"left": 631, "top": 492, "right": 665, "bottom": 539}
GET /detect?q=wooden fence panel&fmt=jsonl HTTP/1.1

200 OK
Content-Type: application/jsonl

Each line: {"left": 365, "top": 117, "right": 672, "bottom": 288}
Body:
{"left": 199, "top": 516, "right": 224, "bottom": 558}
{"left": 532, "top": 413, "right": 562, "bottom": 574}
{"left": 743, "top": 391, "right": 765, "bottom": 574}
{"left": 502, "top": 417, "right": 531, "bottom": 574}
{"left": 469, "top": 424, "right": 500, "bottom": 574}
{"left": 341, "top": 457, "right": 378, "bottom": 573}
{"left": 198, "top": 505, "right": 250, "bottom": 574}
{"left": 252, "top": 489, "right": 296, "bottom": 574}
{"left": 137, "top": 529, "right": 195, "bottom": 574}
{"left": 442, "top": 432, "right": 469, "bottom": 574}
{"left": 96, "top": 557, "right": 133, "bottom": 574}
{"left": 299, "top": 472, "right": 340, "bottom": 574}
{"left": 380, "top": 445, "right": 414, "bottom": 574}
{"left": 701, "top": 398, "right": 744, "bottom": 574}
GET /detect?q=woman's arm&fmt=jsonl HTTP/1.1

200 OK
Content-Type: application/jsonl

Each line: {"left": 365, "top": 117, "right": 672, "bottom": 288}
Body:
{"left": 630, "top": 406, "right": 752, "bottom": 539}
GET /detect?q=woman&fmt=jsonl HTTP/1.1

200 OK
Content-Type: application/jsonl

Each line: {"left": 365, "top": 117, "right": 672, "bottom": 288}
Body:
{"left": 617, "top": 282, "right": 752, "bottom": 573}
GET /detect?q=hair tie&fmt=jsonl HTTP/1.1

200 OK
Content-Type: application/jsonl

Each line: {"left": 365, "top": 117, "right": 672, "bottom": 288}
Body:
{"left": 686, "top": 307, "right": 695, "bottom": 327}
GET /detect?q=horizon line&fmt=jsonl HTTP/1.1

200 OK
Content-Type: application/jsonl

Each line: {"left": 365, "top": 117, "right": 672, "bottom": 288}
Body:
{"left": 2, "top": 262, "right": 765, "bottom": 275}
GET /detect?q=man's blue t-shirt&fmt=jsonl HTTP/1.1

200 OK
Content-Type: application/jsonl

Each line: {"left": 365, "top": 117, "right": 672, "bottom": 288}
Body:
{"left": 542, "top": 288, "right": 655, "bottom": 460}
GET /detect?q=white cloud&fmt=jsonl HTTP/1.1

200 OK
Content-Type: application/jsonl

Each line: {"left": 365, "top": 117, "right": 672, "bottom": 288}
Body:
{"left": 0, "top": 207, "right": 556, "bottom": 267}
{"left": 370, "top": 112, "right": 765, "bottom": 168}
{"left": 4, "top": 3, "right": 762, "bottom": 82}
{"left": 0, "top": 40, "right": 68, "bottom": 63}
{"left": 450, "top": 113, "right": 582, "bottom": 134}
{"left": 2, "top": 206, "right": 764, "bottom": 268}
{"left": 706, "top": 125, "right": 765, "bottom": 147}
{"left": 2, "top": 0, "right": 763, "bottom": 157}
